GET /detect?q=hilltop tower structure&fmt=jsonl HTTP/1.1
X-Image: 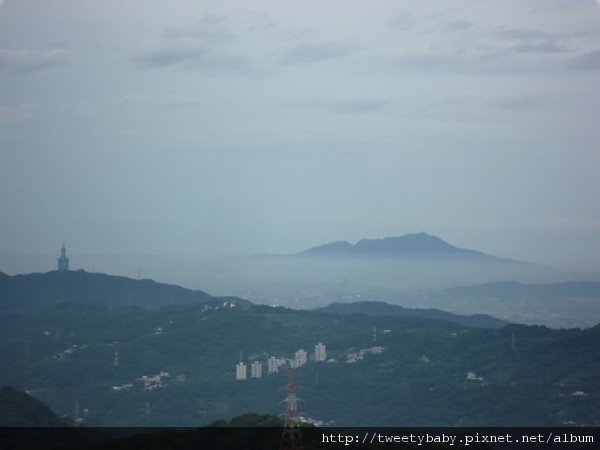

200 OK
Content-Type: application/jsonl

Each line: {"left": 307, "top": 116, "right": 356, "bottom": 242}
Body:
{"left": 57, "top": 245, "right": 69, "bottom": 272}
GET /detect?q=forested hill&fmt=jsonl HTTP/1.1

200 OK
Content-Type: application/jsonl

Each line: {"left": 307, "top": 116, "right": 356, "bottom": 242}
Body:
{"left": 0, "top": 386, "right": 67, "bottom": 426}
{"left": 2, "top": 299, "right": 599, "bottom": 427}
{"left": 1, "top": 271, "right": 599, "bottom": 427}
{"left": 315, "top": 301, "right": 509, "bottom": 329}
{"left": 0, "top": 270, "right": 248, "bottom": 313}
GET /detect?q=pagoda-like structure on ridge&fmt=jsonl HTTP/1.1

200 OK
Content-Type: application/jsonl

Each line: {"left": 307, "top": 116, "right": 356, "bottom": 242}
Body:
{"left": 57, "top": 245, "right": 69, "bottom": 272}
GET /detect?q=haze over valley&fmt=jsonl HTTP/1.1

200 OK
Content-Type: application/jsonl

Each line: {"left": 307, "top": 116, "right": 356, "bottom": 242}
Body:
{"left": 3, "top": 232, "right": 599, "bottom": 328}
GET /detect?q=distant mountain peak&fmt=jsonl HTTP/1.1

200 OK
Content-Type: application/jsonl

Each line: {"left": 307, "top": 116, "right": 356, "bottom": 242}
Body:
{"left": 299, "top": 240, "right": 352, "bottom": 254}
{"left": 354, "top": 232, "right": 464, "bottom": 252}
{"left": 299, "top": 232, "right": 493, "bottom": 259}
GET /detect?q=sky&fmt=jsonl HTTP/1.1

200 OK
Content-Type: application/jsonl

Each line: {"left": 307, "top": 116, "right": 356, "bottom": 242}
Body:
{"left": 1, "top": 0, "right": 600, "bottom": 271}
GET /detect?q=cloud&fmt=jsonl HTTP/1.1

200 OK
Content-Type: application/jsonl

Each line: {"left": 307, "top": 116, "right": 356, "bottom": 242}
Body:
{"left": 394, "top": 52, "right": 461, "bottom": 71}
{"left": 155, "top": 95, "right": 203, "bottom": 109}
{"left": 424, "top": 95, "right": 478, "bottom": 110}
{"left": 278, "top": 41, "right": 357, "bottom": 64}
{"left": 388, "top": 13, "right": 415, "bottom": 31}
{"left": 568, "top": 49, "right": 600, "bottom": 71}
{"left": 437, "top": 19, "right": 474, "bottom": 33}
{"left": 393, "top": 44, "right": 566, "bottom": 76}
{"left": 515, "top": 216, "right": 600, "bottom": 231}
{"left": 133, "top": 43, "right": 258, "bottom": 77}
{"left": 419, "top": 95, "right": 482, "bottom": 122}
{"left": 390, "top": 22, "right": 584, "bottom": 77}
{"left": 112, "top": 94, "right": 149, "bottom": 105}
{"left": 488, "top": 26, "right": 577, "bottom": 54}
{"left": 328, "top": 99, "right": 389, "bottom": 114}
{"left": 0, "top": 104, "right": 36, "bottom": 121}
{"left": 110, "top": 94, "right": 204, "bottom": 110}
{"left": 295, "top": 99, "right": 389, "bottom": 115}
{"left": 490, "top": 95, "right": 546, "bottom": 109}
{"left": 508, "top": 40, "right": 570, "bottom": 54}
{"left": 490, "top": 26, "right": 550, "bottom": 41}
{"left": 133, "top": 15, "right": 265, "bottom": 77}
{"left": 134, "top": 45, "right": 205, "bottom": 67}
{"left": 0, "top": 48, "right": 67, "bottom": 74}
{"left": 162, "top": 14, "right": 236, "bottom": 44}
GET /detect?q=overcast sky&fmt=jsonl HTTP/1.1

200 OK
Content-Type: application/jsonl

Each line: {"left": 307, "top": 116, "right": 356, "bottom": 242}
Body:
{"left": 1, "top": 0, "right": 599, "bottom": 271}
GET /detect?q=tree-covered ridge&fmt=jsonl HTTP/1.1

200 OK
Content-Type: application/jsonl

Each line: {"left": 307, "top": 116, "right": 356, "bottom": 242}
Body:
{"left": 0, "top": 270, "right": 248, "bottom": 312}
{"left": 0, "top": 386, "right": 67, "bottom": 427}
{"left": 314, "top": 301, "right": 508, "bottom": 329}
{"left": 1, "top": 299, "right": 598, "bottom": 427}
{"left": 390, "top": 280, "right": 600, "bottom": 328}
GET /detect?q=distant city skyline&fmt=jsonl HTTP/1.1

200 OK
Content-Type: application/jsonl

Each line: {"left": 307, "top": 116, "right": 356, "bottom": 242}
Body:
{"left": 1, "top": 1, "right": 600, "bottom": 272}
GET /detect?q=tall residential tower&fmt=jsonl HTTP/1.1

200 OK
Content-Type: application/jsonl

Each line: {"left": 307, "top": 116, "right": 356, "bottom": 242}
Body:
{"left": 314, "top": 342, "right": 326, "bottom": 362}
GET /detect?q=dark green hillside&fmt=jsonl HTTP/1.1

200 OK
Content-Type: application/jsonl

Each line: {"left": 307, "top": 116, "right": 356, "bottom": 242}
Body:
{"left": 0, "top": 386, "right": 67, "bottom": 426}
{"left": 0, "top": 297, "right": 598, "bottom": 427}
{"left": 382, "top": 280, "right": 600, "bottom": 328}
{"left": 315, "top": 301, "right": 508, "bottom": 329}
{"left": 0, "top": 270, "right": 247, "bottom": 312}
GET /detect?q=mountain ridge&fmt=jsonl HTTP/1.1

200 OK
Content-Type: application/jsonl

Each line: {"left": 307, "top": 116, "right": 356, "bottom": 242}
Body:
{"left": 1, "top": 271, "right": 599, "bottom": 426}
{"left": 443, "top": 279, "right": 600, "bottom": 300}
{"left": 0, "top": 386, "right": 68, "bottom": 427}
{"left": 0, "top": 270, "right": 248, "bottom": 313}
{"left": 2, "top": 298, "right": 599, "bottom": 427}
{"left": 298, "top": 232, "right": 517, "bottom": 262}
{"left": 314, "top": 300, "right": 509, "bottom": 329}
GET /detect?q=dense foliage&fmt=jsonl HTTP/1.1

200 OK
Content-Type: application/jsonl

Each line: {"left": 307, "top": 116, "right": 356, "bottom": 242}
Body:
{"left": 0, "top": 271, "right": 598, "bottom": 427}
{"left": 0, "top": 386, "right": 67, "bottom": 426}
{"left": 0, "top": 270, "right": 245, "bottom": 313}
{"left": 314, "top": 301, "right": 508, "bottom": 328}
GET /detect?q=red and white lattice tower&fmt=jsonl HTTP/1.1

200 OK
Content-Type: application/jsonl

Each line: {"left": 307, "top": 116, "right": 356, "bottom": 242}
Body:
{"left": 280, "top": 372, "right": 303, "bottom": 450}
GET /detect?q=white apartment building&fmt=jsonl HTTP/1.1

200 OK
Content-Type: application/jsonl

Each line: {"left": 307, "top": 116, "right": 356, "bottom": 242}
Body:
{"left": 314, "top": 342, "right": 326, "bottom": 362}
{"left": 293, "top": 348, "right": 308, "bottom": 368}
{"left": 267, "top": 356, "right": 286, "bottom": 374}
{"left": 250, "top": 360, "right": 262, "bottom": 378}
{"left": 235, "top": 362, "right": 247, "bottom": 380}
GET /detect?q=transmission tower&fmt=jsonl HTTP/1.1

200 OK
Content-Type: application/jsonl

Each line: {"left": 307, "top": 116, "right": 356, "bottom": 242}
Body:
{"left": 280, "top": 372, "right": 303, "bottom": 450}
